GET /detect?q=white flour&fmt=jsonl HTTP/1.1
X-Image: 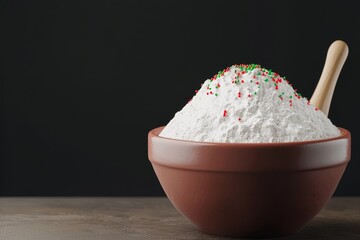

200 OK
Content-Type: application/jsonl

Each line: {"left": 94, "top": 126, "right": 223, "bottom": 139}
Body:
{"left": 160, "top": 64, "right": 340, "bottom": 143}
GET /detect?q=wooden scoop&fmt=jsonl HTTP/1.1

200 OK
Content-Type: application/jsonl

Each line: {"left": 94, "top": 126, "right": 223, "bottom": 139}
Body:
{"left": 310, "top": 40, "right": 349, "bottom": 116}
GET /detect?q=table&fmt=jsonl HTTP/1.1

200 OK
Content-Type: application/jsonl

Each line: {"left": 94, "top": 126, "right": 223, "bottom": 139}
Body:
{"left": 0, "top": 197, "right": 359, "bottom": 240}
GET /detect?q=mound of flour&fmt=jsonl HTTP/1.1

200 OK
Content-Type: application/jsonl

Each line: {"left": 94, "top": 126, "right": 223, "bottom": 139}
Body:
{"left": 160, "top": 64, "right": 340, "bottom": 143}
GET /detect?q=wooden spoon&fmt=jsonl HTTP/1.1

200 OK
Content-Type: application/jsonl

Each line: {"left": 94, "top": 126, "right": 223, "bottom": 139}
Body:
{"left": 310, "top": 40, "right": 349, "bottom": 116}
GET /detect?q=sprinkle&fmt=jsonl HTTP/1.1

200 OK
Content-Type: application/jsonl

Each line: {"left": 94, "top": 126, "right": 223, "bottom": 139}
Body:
{"left": 315, "top": 107, "right": 318, "bottom": 111}
{"left": 195, "top": 90, "right": 198, "bottom": 93}
{"left": 223, "top": 110, "right": 227, "bottom": 117}
{"left": 238, "top": 92, "right": 241, "bottom": 98}
{"left": 248, "top": 94, "right": 251, "bottom": 97}
{"left": 238, "top": 118, "right": 241, "bottom": 121}
{"left": 241, "top": 80, "right": 244, "bottom": 83}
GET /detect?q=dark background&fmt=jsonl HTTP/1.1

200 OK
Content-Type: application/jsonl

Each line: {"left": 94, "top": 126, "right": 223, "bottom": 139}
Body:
{"left": 2, "top": 0, "right": 359, "bottom": 196}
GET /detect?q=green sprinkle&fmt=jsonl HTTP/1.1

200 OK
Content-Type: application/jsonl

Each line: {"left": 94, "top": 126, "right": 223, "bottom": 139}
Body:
{"left": 254, "top": 92, "right": 257, "bottom": 95}
{"left": 290, "top": 96, "right": 293, "bottom": 99}
{"left": 264, "top": 79, "right": 269, "bottom": 82}
{"left": 215, "top": 93, "right": 218, "bottom": 96}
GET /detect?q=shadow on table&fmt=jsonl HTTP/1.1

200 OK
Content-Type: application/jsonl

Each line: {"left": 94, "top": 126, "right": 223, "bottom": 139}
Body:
{"left": 275, "top": 218, "right": 360, "bottom": 240}
{"left": 179, "top": 218, "right": 360, "bottom": 240}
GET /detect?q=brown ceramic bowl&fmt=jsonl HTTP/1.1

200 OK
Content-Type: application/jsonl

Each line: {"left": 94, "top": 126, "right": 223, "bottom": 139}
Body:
{"left": 148, "top": 127, "right": 351, "bottom": 238}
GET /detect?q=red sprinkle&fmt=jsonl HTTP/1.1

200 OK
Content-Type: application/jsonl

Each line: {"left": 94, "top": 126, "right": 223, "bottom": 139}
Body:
{"left": 238, "top": 92, "right": 241, "bottom": 98}
{"left": 210, "top": 91, "right": 213, "bottom": 94}
{"left": 315, "top": 107, "right": 318, "bottom": 111}
{"left": 238, "top": 118, "right": 241, "bottom": 121}
{"left": 223, "top": 110, "right": 227, "bottom": 117}
{"left": 275, "top": 85, "right": 279, "bottom": 90}
{"left": 241, "top": 80, "right": 244, "bottom": 83}
{"left": 248, "top": 94, "right": 251, "bottom": 97}
{"left": 255, "top": 81, "right": 259, "bottom": 85}
{"left": 195, "top": 90, "right": 198, "bottom": 93}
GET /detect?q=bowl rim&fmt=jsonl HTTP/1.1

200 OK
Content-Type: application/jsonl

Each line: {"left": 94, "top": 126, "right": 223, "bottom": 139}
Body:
{"left": 150, "top": 126, "right": 350, "bottom": 146}
{"left": 148, "top": 127, "right": 351, "bottom": 172}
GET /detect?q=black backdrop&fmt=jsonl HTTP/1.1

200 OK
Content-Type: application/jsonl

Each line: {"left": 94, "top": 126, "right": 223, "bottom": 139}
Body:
{"left": 2, "top": 0, "right": 359, "bottom": 196}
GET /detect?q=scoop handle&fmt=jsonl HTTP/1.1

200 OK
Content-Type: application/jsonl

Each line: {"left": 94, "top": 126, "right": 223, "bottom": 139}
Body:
{"left": 310, "top": 40, "right": 349, "bottom": 116}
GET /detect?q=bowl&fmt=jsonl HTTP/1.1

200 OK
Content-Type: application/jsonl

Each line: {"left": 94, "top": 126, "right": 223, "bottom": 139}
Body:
{"left": 148, "top": 127, "right": 351, "bottom": 238}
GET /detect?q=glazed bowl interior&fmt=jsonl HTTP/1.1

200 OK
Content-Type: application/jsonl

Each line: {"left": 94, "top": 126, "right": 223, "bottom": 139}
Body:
{"left": 148, "top": 126, "right": 351, "bottom": 238}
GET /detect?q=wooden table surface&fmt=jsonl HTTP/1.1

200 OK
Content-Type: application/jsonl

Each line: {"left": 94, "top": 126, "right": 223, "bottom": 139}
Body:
{"left": 0, "top": 197, "right": 359, "bottom": 240}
